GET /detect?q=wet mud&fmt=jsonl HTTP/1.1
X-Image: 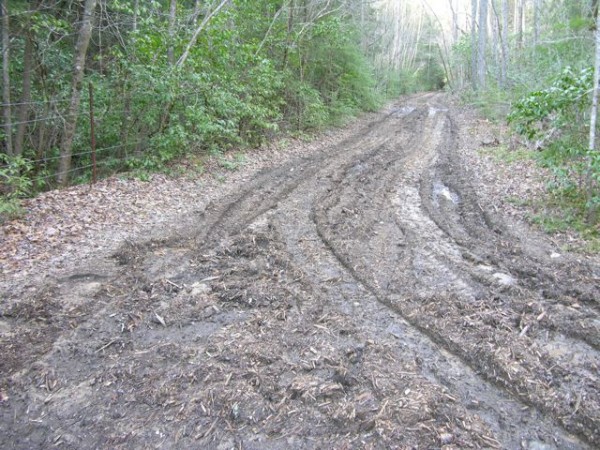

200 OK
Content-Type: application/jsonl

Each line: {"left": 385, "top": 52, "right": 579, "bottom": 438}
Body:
{"left": 1, "top": 93, "right": 598, "bottom": 449}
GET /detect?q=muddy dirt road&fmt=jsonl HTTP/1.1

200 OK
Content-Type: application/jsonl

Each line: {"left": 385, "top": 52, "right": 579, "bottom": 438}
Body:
{"left": 1, "top": 93, "right": 599, "bottom": 449}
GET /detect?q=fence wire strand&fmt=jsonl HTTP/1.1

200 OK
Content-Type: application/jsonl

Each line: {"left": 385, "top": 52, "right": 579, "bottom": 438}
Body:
{"left": 29, "top": 159, "right": 118, "bottom": 185}
{"left": 0, "top": 99, "right": 71, "bottom": 108}
{"left": 0, "top": 139, "right": 144, "bottom": 170}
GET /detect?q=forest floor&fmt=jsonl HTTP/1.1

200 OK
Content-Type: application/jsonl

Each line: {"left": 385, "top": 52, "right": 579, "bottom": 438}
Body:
{"left": 1, "top": 93, "right": 599, "bottom": 449}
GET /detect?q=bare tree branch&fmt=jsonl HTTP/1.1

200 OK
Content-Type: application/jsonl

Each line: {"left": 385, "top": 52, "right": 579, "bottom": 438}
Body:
{"left": 176, "top": 0, "right": 230, "bottom": 69}
{"left": 255, "top": 0, "right": 290, "bottom": 57}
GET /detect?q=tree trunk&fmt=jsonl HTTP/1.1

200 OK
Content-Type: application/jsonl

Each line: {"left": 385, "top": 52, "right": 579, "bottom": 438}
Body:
{"left": 57, "top": 0, "right": 97, "bottom": 186}
{"left": 15, "top": 34, "right": 33, "bottom": 156}
{"left": 533, "top": 0, "right": 541, "bottom": 47}
{"left": 471, "top": 0, "right": 479, "bottom": 87}
{"left": 168, "top": 0, "right": 177, "bottom": 66}
{"left": 477, "top": 0, "right": 488, "bottom": 89}
{"left": 587, "top": 8, "right": 600, "bottom": 223}
{"left": 1, "top": 0, "right": 12, "bottom": 156}
{"left": 133, "top": 0, "right": 139, "bottom": 31}
{"left": 515, "top": 0, "right": 524, "bottom": 49}
{"left": 360, "top": 0, "right": 366, "bottom": 51}
{"left": 500, "top": 0, "right": 509, "bottom": 86}
{"left": 491, "top": 0, "right": 500, "bottom": 79}
{"left": 119, "top": 0, "right": 138, "bottom": 160}
{"left": 449, "top": 0, "right": 459, "bottom": 44}
{"left": 282, "top": 0, "right": 295, "bottom": 70}
{"left": 34, "top": 50, "right": 50, "bottom": 172}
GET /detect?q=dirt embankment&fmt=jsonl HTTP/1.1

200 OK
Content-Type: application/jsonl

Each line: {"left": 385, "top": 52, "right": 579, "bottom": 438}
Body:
{"left": 1, "top": 93, "right": 599, "bottom": 449}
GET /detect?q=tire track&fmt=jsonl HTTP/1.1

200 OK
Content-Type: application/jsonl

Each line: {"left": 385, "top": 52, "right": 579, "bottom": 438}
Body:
{"left": 183, "top": 93, "right": 596, "bottom": 446}
{"left": 3, "top": 94, "right": 597, "bottom": 449}
{"left": 311, "top": 95, "right": 598, "bottom": 446}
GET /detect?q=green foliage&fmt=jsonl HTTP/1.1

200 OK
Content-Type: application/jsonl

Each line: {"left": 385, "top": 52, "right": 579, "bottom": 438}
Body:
{"left": 410, "top": 41, "right": 446, "bottom": 92}
{"left": 507, "top": 66, "right": 593, "bottom": 141}
{"left": 283, "top": 78, "right": 330, "bottom": 130}
{"left": 507, "top": 64, "right": 599, "bottom": 227}
{"left": 290, "top": 16, "right": 382, "bottom": 125}
{"left": 511, "top": 35, "right": 593, "bottom": 91}
{"left": 218, "top": 152, "right": 246, "bottom": 171}
{"left": 529, "top": 165, "right": 600, "bottom": 241}
{"left": 446, "top": 0, "right": 598, "bottom": 234}
{"left": 3, "top": 0, "right": 399, "bottom": 196}
{"left": 482, "top": 145, "right": 530, "bottom": 164}
{"left": 0, "top": 155, "right": 33, "bottom": 197}
{"left": 0, "top": 155, "right": 34, "bottom": 222}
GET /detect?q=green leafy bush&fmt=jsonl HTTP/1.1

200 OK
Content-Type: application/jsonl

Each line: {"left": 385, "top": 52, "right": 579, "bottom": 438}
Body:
{"left": 2, "top": 0, "right": 401, "bottom": 195}
{"left": 0, "top": 155, "right": 34, "bottom": 222}
{"left": 507, "top": 66, "right": 592, "bottom": 142}
{"left": 509, "top": 66, "right": 599, "bottom": 227}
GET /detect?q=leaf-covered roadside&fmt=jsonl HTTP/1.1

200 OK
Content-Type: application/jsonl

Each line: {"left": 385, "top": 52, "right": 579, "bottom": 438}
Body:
{"left": 0, "top": 111, "right": 380, "bottom": 279}
{"left": 508, "top": 66, "right": 600, "bottom": 228}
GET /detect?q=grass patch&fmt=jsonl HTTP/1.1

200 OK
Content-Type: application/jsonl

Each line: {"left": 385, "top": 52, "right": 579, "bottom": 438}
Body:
{"left": 530, "top": 212, "right": 576, "bottom": 234}
{"left": 488, "top": 145, "right": 531, "bottom": 164}
{"left": 479, "top": 142, "right": 599, "bottom": 251}
{"left": 218, "top": 153, "right": 246, "bottom": 171}
{"left": 0, "top": 198, "right": 26, "bottom": 224}
{"left": 506, "top": 195, "right": 532, "bottom": 207}
{"left": 528, "top": 185, "right": 600, "bottom": 252}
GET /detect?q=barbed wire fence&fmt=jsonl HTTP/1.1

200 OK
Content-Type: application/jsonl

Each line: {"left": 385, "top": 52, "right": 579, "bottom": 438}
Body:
{"left": 0, "top": 82, "right": 166, "bottom": 191}
{"left": 1, "top": 76, "right": 288, "bottom": 196}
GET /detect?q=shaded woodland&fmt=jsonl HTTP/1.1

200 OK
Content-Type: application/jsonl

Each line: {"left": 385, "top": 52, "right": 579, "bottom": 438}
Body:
{"left": 0, "top": 0, "right": 439, "bottom": 192}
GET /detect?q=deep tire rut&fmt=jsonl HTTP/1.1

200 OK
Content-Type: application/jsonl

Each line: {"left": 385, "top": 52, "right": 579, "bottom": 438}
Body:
{"left": 2, "top": 94, "right": 598, "bottom": 449}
